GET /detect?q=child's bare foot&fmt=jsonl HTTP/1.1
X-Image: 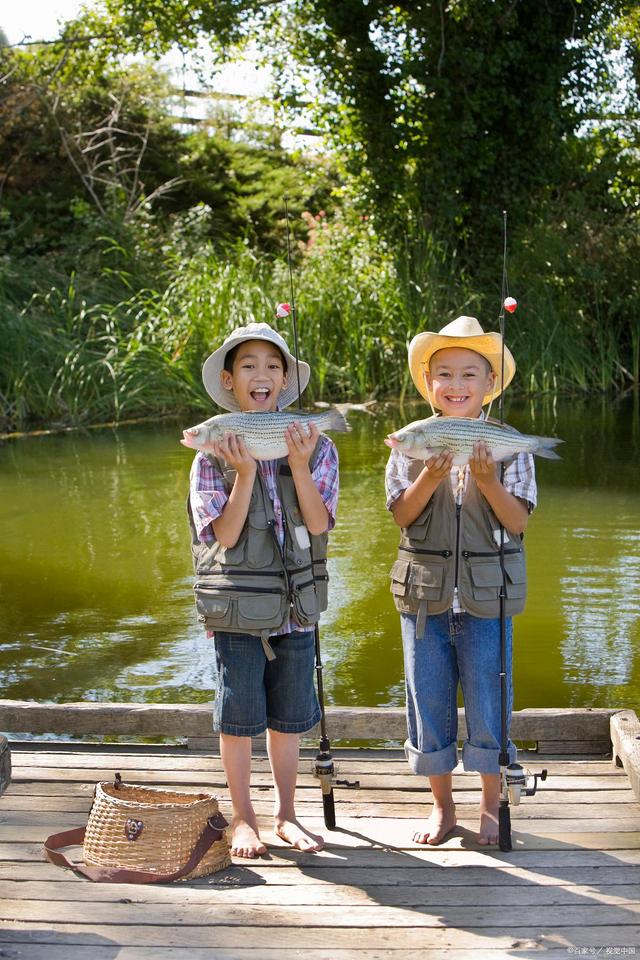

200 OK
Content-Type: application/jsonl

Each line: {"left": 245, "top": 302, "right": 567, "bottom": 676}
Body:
{"left": 412, "top": 804, "right": 457, "bottom": 846}
{"left": 478, "top": 801, "right": 499, "bottom": 845}
{"left": 275, "top": 817, "right": 324, "bottom": 852}
{"left": 478, "top": 773, "right": 500, "bottom": 845}
{"left": 230, "top": 816, "right": 267, "bottom": 858}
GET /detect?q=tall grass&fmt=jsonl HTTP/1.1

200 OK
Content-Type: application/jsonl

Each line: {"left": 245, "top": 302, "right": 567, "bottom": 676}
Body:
{"left": 1, "top": 214, "right": 637, "bottom": 432}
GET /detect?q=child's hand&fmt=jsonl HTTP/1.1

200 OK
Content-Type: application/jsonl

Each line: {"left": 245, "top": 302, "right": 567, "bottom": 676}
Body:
{"left": 285, "top": 420, "right": 318, "bottom": 471}
{"left": 469, "top": 441, "right": 497, "bottom": 485}
{"left": 424, "top": 451, "right": 454, "bottom": 481}
{"left": 210, "top": 433, "right": 257, "bottom": 478}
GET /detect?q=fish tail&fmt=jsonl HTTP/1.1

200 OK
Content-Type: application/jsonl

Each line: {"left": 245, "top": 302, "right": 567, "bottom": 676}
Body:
{"left": 534, "top": 436, "right": 564, "bottom": 460}
{"left": 322, "top": 408, "right": 350, "bottom": 433}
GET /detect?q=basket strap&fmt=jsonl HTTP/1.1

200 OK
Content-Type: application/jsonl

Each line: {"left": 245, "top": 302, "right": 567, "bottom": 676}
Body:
{"left": 43, "top": 813, "right": 228, "bottom": 884}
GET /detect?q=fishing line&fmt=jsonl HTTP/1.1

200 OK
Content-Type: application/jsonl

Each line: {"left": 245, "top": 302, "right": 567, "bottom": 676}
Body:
{"left": 498, "top": 208, "right": 512, "bottom": 851}
{"left": 283, "top": 197, "right": 303, "bottom": 407}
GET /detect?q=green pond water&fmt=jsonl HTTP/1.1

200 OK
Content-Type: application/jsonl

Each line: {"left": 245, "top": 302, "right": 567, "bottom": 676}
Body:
{"left": 0, "top": 397, "right": 639, "bottom": 715}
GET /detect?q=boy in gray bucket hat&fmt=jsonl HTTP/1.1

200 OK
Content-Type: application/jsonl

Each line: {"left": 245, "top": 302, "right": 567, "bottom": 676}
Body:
{"left": 187, "top": 322, "right": 339, "bottom": 858}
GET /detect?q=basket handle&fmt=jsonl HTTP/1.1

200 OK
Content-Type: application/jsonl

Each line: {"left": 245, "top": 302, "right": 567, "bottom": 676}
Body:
{"left": 43, "top": 812, "right": 229, "bottom": 884}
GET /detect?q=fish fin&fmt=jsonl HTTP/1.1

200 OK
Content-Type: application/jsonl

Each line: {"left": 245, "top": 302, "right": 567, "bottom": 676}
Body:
{"left": 491, "top": 446, "right": 518, "bottom": 463}
{"left": 533, "top": 436, "right": 564, "bottom": 459}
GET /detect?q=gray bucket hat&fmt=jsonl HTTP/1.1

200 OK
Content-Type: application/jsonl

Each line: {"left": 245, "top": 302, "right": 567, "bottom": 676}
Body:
{"left": 202, "top": 322, "right": 311, "bottom": 412}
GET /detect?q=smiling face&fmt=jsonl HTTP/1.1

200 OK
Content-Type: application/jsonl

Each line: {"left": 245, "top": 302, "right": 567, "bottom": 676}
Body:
{"left": 426, "top": 346, "right": 496, "bottom": 418}
{"left": 220, "top": 339, "right": 288, "bottom": 412}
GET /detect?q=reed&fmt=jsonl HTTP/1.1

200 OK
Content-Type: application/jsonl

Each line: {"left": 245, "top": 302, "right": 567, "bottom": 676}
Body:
{"left": 0, "top": 218, "right": 635, "bottom": 431}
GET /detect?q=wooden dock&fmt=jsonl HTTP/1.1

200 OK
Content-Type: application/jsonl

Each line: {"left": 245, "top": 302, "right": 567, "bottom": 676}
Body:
{"left": 0, "top": 703, "right": 639, "bottom": 958}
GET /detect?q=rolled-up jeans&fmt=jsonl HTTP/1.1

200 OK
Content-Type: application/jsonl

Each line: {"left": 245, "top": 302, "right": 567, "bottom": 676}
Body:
{"left": 401, "top": 610, "right": 517, "bottom": 776}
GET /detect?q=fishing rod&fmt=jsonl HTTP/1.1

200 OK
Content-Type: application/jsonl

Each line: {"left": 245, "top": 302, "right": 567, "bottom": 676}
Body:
{"left": 497, "top": 210, "right": 547, "bottom": 852}
{"left": 281, "top": 197, "right": 337, "bottom": 830}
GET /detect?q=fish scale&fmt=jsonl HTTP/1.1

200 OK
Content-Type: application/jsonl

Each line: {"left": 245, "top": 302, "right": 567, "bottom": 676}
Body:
{"left": 385, "top": 416, "right": 563, "bottom": 465}
{"left": 181, "top": 409, "right": 348, "bottom": 460}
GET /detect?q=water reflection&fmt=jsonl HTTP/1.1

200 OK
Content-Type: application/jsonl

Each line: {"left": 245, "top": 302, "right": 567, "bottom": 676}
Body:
{"left": 0, "top": 396, "right": 638, "bottom": 709}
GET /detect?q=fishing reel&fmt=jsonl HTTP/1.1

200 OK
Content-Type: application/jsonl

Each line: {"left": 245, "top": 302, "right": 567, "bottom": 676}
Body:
{"left": 311, "top": 749, "right": 360, "bottom": 792}
{"left": 313, "top": 747, "right": 335, "bottom": 795}
{"left": 503, "top": 762, "right": 547, "bottom": 805}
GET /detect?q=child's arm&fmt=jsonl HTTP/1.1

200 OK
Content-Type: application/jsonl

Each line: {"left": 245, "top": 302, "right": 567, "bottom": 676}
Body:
{"left": 206, "top": 433, "right": 257, "bottom": 548}
{"left": 285, "top": 422, "right": 330, "bottom": 535}
{"left": 390, "top": 452, "right": 454, "bottom": 528}
{"left": 470, "top": 442, "right": 529, "bottom": 535}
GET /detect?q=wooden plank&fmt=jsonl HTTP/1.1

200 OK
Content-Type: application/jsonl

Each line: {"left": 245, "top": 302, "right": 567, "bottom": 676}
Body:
{"left": 2, "top": 923, "right": 639, "bottom": 950}
{"left": 4, "top": 898, "right": 640, "bottom": 927}
{"left": 5, "top": 783, "right": 636, "bottom": 803}
{"left": 4, "top": 796, "right": 638, "bottom": 820}
{"left": 6, "top": 768, "right": 629, "bottom": 793}
{"left": 8, "top": 750, "right": 627, "bottom": 777}
{"left": 0, "top": 701, "right": 620, "bottom": 742}
{"left": 3, "top": 860, "right": 640, "bottom": 887}
{"left": 611, "top": 709, "right": 640, "bottom": 801}
{"left": 0, "top": 949, "right": 609, "bottom": 960}
{"left": 2, "top": 879, "right": 639, "bottom": 907}
{"left": 3, "top": 817, "right": 640, "bottom": 848}
{"left": 3, "top": 840, "right": 640, "bottom": 866}
{"left": 0, "top": 934, "right": 613, "bottom": 960}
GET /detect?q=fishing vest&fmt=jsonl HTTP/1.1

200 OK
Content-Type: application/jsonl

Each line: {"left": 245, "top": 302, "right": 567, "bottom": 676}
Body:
{"left": 390, "top": 458, "right": 527, "bottom": 632}
{"left": 187, "top": 444, "right": 329, "bottom": 656}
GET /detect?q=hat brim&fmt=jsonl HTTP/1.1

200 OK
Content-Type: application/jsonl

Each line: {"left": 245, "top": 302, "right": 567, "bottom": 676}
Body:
{"left": 408, "top": 330, "right": 516, "bottom": 408}
{"left": 202, "top": 335, "right": 310, "bottom": 412}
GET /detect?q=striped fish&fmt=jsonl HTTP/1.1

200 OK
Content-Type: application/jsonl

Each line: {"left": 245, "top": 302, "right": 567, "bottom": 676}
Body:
{"left": 181, "top": 409, "right": 348, "bottom": 460}
{"left": 385, "top": 416, "right": 562, "bottom": 466}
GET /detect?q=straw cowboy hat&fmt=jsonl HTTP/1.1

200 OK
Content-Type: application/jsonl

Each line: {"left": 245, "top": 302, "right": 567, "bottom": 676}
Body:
{"left": 202, "top": 322, "right": 310, "bottom": 412}
{"left": 408, "top": 315, "right": 516, "bottom": 409}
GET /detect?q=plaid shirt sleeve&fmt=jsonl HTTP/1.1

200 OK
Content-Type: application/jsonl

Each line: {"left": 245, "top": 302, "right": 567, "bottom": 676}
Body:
{"left": 312, "top": 435, "right": 339, "bottom": 530}
{"left": 385, "top": 448, "right": 411, "bottom": 510}
{"left": 503, "top": 452, "right": 537, "bottom": 513}
{"left": 189, "top": 452, "right": 229, "bottom": 543}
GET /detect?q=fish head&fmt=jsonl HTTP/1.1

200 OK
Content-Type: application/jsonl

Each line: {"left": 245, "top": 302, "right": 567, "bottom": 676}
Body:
{"left": 180, "top": 418, "right": 223, "bottom": 451}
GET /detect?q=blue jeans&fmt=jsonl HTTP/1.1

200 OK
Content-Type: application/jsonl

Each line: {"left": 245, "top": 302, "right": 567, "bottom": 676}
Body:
{"left": 213, "top": 630, "right": 321, "bottom": 737}
{"left": 401, "top": 611, "right": 517, "bottom": 776}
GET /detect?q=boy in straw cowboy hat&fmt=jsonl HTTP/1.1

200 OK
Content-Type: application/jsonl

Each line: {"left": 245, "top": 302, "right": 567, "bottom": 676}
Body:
{"left": 385, "top": 316, "right": 537, "bottom": 846}
{"left": 187, "top": 322, "right": 339, "bottom": 858}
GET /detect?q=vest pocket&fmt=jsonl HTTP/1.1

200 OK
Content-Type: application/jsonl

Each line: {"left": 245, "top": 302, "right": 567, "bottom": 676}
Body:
{"left": 236, "top": 593, "right": 286, "bottom": 630}
{"left": 467, "top": 560, "right": 502, "bottom": 601}
{"left": 312, "top": 560, "right": 329, "bottom": 611}
{"left": 504, "top": 554, "right": 526, "bottom": 599}
{"left": 291, "top": 581, "right": 320, "bottom": 626}
{"left": 405, "top": 515, "right": 430, "bottom": 540}
{"left": 194, "top": 593, "right": 232, "bottom": 623}
{"left": 246, "top": 512, "right": 275, "bottom": 568}
{"left": 410, "top": 562, "right": 445, "bottom": 601}
{"left": 390, "top": 559, "right": 410, "bottom": 597}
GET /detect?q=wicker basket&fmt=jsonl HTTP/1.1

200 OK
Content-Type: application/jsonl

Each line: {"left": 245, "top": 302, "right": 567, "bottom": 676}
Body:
{"left": 82, "top": 777, "right": 231, "bottom": 880}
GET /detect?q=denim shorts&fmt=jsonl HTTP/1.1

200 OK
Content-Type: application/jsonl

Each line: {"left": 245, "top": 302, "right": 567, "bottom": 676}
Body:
{"left": 401, "top": 610, "right": 517, "bottom": 776}
{"left": 213, "top": 629, "right": 321, "bottom": 737}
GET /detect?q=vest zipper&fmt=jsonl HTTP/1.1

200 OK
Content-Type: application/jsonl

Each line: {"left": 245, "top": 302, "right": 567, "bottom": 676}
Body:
{"left": 454, "top": 502, "right": 462, "bottom": 591}
{"left": 268, "top": 519, "right": 292, "bottom": 597}
{"left": 214, "top": 569, "right": 285, "bottom": 578}
{"left": 194, "top": 582, "right": 284, "bottom": 595}
{"left": 461, "top": 548, "right": 522, "bottom": 559}
{"left": 401, "top": 547, "right": 452, "bottom": 558}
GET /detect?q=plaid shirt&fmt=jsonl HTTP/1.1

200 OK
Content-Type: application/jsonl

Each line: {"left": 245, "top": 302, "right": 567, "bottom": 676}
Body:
{"left": 385, "top": 414, "right": 537, "bottom": 614}
{"left": 385, "top": 447, "right": 537, "bottom": 513}
{"left": 189, "top": 436, "right": 339, "bottom": 636}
